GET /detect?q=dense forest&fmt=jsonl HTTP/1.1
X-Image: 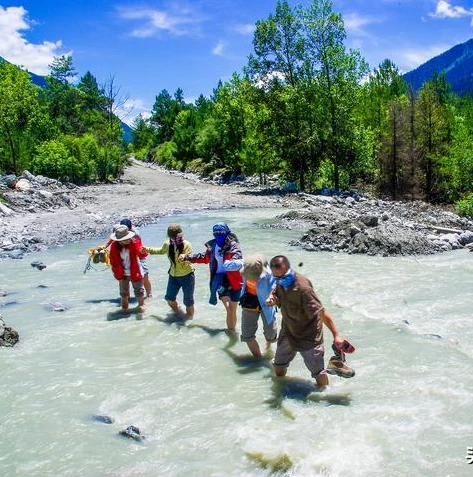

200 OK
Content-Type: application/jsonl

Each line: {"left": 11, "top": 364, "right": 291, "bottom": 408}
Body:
{"left": 0, "top": 55, "right": 127, "bottom": 183}
{"left": 1, "top": 0, "right": 473, "bottom": 216}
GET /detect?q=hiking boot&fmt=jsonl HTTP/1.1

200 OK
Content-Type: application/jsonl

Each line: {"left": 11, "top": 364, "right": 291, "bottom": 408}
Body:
{"left": 326, "top": 344, "right": 355, "bottom": 378}
{"left": 326, "top": 357, "right": 355, "bottom": 378}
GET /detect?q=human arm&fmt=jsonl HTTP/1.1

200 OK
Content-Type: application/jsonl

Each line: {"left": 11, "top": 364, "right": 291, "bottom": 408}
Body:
{"left": 320, "top": 308, "right": 344, "bottom": 348}
{"left": 180, "top": 243, "right": 210, "bottom": 264}
{"left": 265, "top": 287, "right": 279, "bottom": 307}
{"left": 145, "top": 241, "right": 168, "bottom": 255}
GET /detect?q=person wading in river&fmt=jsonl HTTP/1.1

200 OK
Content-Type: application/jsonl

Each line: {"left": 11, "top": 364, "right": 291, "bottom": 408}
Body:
{"left": 181, "top": 222, "right": 243, "bottom": 331}
{"left": 265, "top": 255, "right": 353, "bottom": 386}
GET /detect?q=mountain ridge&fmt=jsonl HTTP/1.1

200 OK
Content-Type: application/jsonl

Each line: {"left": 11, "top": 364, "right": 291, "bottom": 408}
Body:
{"left": 402, "top": 37, "right": 473, "bottom": 95}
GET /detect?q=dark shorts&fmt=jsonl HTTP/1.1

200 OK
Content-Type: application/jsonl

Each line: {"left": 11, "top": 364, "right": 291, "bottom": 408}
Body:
{"left": 165, "top": 273, "right": 195, "bottom": 306}
{"left": 218, "top": 286, "right": 241, "bottom": 303}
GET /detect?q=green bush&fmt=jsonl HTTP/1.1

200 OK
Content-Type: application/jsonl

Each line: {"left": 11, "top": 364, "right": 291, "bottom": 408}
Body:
{"left": 455, "top": 193, "right": 473, "bottom": 218}
{"left": 455, "top": 193, "right": 473, "bottom": 217}
{"left": 31, "top": 135, "right": 102, "bottom": 184}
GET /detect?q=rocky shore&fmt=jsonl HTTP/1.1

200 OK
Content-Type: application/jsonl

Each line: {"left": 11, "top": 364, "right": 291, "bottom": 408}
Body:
{"left": 1, "top": 158, "right": 473, "bottom": 259}
{"left": 273, "top": 192, "right": 473, "bottom": 256}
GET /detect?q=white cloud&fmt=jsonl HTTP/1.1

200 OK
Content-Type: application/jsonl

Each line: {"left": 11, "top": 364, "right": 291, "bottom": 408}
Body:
{"left": 117, "top": 5, "right": 202, "bottom": 37}
{"left": 118, "top": 98, "right": 151, "bottom": 125}
{"left": 0, "top": 6, "right": 66, "bottom": 75}
{"left": 233, "top": 23, "right": 255, "bottom": 35}
{"left": 344, "top": 12, "right": 382, "bottom": 36}
{"left": 212, "top": 41, "right": 224, "bottom": 56}
{"left": 429, "top": 1, "right": 473, "bottom": 19}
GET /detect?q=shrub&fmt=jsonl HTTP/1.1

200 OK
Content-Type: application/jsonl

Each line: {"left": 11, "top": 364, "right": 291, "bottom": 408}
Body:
{"left": 455, "top": 193, "right": 473, "bottom": 218}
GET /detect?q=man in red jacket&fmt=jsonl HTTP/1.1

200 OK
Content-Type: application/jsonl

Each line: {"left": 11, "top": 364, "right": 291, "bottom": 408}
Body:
{"left": 109, "top": 224, "right": 146, "bottom": 312}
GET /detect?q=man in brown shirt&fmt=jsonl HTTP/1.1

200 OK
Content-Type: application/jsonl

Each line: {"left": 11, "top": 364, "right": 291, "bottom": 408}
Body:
{"left": 266, "top": 255, "right": 346, "bottom": 387}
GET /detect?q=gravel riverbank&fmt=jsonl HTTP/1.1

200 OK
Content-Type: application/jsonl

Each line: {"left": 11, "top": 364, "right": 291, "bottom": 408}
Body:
{"left": 1, "top": 158, "right": 473, "bottom": 259}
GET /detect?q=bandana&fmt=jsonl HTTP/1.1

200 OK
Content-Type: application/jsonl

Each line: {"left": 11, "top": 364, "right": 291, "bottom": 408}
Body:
{"left": 275, "top": 268, "right": 295, "bottom": 288}
{"left": 170, "top": 234, "right": 183, "bottom": 246}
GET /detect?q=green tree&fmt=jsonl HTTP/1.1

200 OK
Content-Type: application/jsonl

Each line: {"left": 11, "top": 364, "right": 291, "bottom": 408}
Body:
{"left": 0, "top": 61, "right": 43, "bottom": 173}
{"left": 298, "top": 0, "right": 369, "bottom": 189}
{"left": 44, "top": 55, "right": 82, "bottom": 134}
{"left": 415, "top": 79, "right": 451, "bottom": 200}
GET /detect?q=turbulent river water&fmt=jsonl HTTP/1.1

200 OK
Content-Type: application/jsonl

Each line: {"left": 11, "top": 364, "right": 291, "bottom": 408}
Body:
{"left": 1, "top": 207, "right": 472, "bottom": 477}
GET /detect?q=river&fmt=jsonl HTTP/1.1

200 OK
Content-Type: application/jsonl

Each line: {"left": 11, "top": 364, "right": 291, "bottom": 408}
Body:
{"left": 1, "top": 207, "right": 472, "bottom": 477}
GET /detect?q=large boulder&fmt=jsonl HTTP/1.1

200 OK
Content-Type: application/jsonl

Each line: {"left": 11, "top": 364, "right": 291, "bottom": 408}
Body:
{"left": 0, "top": 315, "right": 19, "bottom": 347}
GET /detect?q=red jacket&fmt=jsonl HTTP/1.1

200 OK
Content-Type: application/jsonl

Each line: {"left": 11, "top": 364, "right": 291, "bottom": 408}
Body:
{"left": 109, "top": 238, "right": 144, "bottom": 281}
{"left": 187, "top": 237, "right": 242, "bottom": 291}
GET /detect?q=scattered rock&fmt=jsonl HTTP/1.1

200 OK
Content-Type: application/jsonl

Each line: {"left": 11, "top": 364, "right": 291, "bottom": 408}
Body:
{"left": 119, "top": 425, "right": 145, "bottom": 442}
{"left": 92, "top": 414, "right": 115, "bottom": 424}
{"left": 0, "top": 315, "right": 19, "bottom": 347}
{"left": 44, "top": 302, "right": 68, "bottom": 312}
{"left": 31, "top": 261, "right": 47, "bottom": 271}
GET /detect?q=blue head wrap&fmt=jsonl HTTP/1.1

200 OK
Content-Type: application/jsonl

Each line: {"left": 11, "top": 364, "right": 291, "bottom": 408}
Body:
{"left": 212, "top": 222, "right": 231, "bottom": 235}
{"left": 213, "top": 222, "right": 231, "bottom": 247}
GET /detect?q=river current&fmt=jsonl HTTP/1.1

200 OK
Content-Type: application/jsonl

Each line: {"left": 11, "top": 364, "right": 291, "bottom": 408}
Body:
{"left": 1, "top": 207, "right": 472, "bottom": 477}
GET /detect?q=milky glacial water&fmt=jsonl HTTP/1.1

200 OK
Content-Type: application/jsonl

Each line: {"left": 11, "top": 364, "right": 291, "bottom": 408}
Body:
{"left": 1, "top": 208, "right": 473, "bottom": 477}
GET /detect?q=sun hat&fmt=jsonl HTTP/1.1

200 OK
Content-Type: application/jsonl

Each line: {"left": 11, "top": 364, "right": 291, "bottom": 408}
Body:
{"left": 110, "top": 224, "right": 135, "bottom": 241}
{"left": 242, "top": 254, "right": 267, "bottom": 280}
{"left": 167, "top": 223, "right": 182, "bottom": 238}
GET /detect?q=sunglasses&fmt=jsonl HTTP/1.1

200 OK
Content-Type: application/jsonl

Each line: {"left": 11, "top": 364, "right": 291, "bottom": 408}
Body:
{"left": 270, "top": 262, "right": 284, "bottom": 269}
{"left": 213, "top": 231, "right": 227, "bottom": 236}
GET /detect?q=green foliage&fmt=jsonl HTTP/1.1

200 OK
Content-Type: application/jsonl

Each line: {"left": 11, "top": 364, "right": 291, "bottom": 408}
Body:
{"left": 0, "top": 61, "right": 42, "bottom": 173}
{"left": 0, "top": 55, "right": 126, "bottom": 182}
{"left": 31, "top": 134, "right": 124, "bottom": 184}
{"left": 154, "top": 141, "right": 180, "bottom": 169}
{"left": 455, "top": 193, "right": 473, "bottom": 217}
{"left": 125, "top": 0, "right": 473, "bottom": 206}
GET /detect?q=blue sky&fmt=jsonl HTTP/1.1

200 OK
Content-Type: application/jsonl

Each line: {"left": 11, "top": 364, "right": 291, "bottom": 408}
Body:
{"left": 1, "top": 0, "right": 473, "bottom": 124}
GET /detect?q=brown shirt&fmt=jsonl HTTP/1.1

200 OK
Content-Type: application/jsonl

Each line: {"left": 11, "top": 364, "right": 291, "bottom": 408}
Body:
{"left": 275, "top": 272, "right": 324, "bottom": 351}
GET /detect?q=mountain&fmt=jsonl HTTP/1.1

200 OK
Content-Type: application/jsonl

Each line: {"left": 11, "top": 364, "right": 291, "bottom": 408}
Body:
{"left": 403, "top": 38, "right": 473, "bottom": 96}
{"left": 0, "top": 56, "right": 132, "bottom": 142}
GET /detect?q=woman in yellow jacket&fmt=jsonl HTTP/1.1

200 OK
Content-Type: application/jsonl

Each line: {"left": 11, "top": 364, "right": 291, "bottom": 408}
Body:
{"left": 145, "top": 223, "right": 195, "bottom": 317}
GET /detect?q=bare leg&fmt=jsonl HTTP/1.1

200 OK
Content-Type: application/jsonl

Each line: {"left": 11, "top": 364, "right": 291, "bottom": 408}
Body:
{"left": 185, "top": 305, "right": 194, "bottom": 317}
{"left": 121, "top": 296, "right": 129, "bottom": 310}
{"left": 315, "top": 373, "right": 329, "bottom": 387}
{"left": 246, "top": 338, "right": 262, "bottom": 358}
{"left": 136, "top": 295, "right": 145, "bottom": 312}
{"left": 220, "top": 297, "right": 238, "bottom": 331}
{"left": 167, "top": 299, "right": 180, "bottom": 312}
{"left": 273, "top": 365, "right": 287, "bottom": 377}
{"left": 144, "top": 274, "right": 152, "bottom": 297}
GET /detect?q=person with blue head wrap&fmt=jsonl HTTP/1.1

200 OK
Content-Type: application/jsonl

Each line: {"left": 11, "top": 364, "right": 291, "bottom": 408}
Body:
{"left": 181, "top": 222, "right": 243, "bottom": 331}
{"left": 265, "top": 255, "right": 354, "bottom": 386}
